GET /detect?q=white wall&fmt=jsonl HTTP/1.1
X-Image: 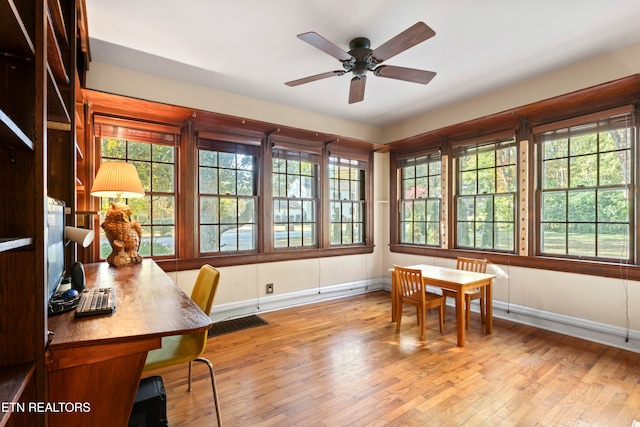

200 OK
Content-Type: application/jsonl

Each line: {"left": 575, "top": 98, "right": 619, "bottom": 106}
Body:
{"left": 382, "top": 41, "right": 640, "bottom": 142}
{"left": 88, "top": 42, "right": 640, "bottom": 351}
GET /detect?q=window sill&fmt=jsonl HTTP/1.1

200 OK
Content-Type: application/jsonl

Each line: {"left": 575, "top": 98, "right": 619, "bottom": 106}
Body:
{"left": 157, "top": 245, "right": 375, "bottom": 272}
{"left": 389, "top": 244, "right": 640, "bottom": 281}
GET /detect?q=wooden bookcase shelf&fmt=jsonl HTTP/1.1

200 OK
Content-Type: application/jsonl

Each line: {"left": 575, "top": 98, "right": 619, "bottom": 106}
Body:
{"left": 0, "top": 237, "right": 33, "bottom": 253}
{"left": 0, "top": 109, "right": 34, "bottom": 151}
{"left": 0, "top": 0, "right": 35, "bottom": 60}
{"left": 0, "top": 362, "right": 35, "bottom": 425}
{"left": 0, "top": 0, "right": 84, "bottom": 424}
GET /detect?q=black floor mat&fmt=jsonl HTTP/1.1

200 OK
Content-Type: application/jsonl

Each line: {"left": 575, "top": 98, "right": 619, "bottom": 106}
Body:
{"left": 208, "top": 315, "right": 268, "bottom": 337}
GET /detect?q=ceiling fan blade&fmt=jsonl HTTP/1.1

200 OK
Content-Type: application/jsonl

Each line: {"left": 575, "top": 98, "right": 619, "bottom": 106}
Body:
{"left": 297, "top": 32, "right": 353, "bottom": 62}
{"left": 285, "top": 70, "right": 345, "bottom": 87}
{"left": 349, "top": 77, "right": 366, "bottom": 104}
{"left": 375, "top": 65, "right": 436, "bottom": 84}
{"left": 371, "top": 22, "right": 436, "bottom": 62}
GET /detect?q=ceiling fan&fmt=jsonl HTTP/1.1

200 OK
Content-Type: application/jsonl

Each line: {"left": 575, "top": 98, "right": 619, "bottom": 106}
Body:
{"left": 285, "top": 22, "right": 437, "bottom": 104}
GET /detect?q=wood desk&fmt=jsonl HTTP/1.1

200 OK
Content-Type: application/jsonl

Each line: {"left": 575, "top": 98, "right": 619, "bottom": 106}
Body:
{"left": 391, "top": 264, "right": 495, "bottom": 347}
{"left": 46, "top": 260, "right": 211, "bottom": 427}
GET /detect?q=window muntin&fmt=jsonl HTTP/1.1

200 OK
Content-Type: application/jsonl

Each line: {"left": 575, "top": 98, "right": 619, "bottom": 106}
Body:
{"left": 198, "top": 149, "right": 258, "bottom": 253}
{"left": 537, "top": 112, "right": 634, "bottom": 259}
{"left": 398, "top": 154, "right": 441, "bottom": 246}
{"left": 329, "top": 156, "right": 366, "bottom": 245}
{"left": 273, "top": 148, "right": 319, "bottom": 248}
{"left": 100, "top": 137, "right": 176, "bottom": 258}
{"left": 455, "top": 139, "right": 516, "bottom": 251}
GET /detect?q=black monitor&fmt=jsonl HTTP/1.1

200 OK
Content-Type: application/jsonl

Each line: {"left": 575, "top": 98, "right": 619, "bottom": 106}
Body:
{"left": 47, "top": 198, "right": 66, "bottom": 302}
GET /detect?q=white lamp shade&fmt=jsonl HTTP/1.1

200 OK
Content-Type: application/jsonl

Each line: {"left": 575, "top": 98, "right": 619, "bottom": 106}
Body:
{"left": 65, "top": 226, "right": 95, "bottom": 247}
{"left": 90, "top": 162, "right": 145, "bottom": 199}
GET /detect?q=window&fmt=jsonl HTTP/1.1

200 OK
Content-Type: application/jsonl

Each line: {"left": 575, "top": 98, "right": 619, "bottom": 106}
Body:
{"left": 272, "top": 147, "right": 319, "bottom": 248}
{"left": 535, "top": 108, "right": 634, "bottom": 260}
{"left": 198, "top": 146, "right": 258, "bottom": 253}
{"left": 398, "top": 153, "right": 442, "bottom": 246}
{"left": 98, "top": 125, "right": 177, "bottom": 259}
{"left": 454, "top": 137, "right": 516, "bottom": 251}
{"left": 329, "top": 156, "right": 366, "bottom": 245}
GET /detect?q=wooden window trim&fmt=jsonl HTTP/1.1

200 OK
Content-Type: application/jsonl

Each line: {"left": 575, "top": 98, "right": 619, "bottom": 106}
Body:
{"left": 83, "top": 90, "right": 377, "bottom": 270}
{"left": 389, "top": 74, "right": 640, "bottom": 280}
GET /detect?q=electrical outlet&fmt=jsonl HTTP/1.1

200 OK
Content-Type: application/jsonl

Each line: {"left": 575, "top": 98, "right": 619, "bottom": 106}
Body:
{"left": 266, "top": 283, "right": 274, "bottom": 294}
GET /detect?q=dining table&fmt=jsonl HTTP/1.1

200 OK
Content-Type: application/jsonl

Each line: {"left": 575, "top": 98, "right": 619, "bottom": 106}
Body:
{"left": 390, "top": 264, "right": 496, "bottom": 347}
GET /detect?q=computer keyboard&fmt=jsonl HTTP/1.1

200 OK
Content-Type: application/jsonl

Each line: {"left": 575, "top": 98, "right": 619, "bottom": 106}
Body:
{"left": 75, "top": 287, "right": 116, "bottom": 317}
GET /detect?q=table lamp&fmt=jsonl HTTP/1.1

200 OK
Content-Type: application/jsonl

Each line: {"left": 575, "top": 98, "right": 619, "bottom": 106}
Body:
{"left": 90, "top": 162, "right": 145, "bottom": 267}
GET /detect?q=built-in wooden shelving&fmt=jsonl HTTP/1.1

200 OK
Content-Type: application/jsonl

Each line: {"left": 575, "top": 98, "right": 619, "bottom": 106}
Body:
{"left": 0, "top": 362, "right": 35, "bottom": 425}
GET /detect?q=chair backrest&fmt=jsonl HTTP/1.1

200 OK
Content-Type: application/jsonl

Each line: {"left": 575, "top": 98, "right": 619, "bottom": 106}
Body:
{"left": 456, "top": 257, "right": 489, "bottom": 274}
{"left": 191, "top": 264, "right": 220, "bottom": 315}
{"left": 394, "top": 265, "right": 425, "bottom": 303}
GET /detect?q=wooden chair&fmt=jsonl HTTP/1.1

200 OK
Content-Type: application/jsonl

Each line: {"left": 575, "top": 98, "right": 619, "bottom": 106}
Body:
{"left": 442, "top": 257, "right": 489, "bottom": 329}
{"left": 144, "top": 264, "right": 222, "bottom": 426}
{"left": 394, "top": 265, "right": 445, "bottom": 340}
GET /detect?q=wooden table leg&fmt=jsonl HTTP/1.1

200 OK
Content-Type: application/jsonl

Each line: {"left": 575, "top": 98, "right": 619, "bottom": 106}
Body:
{"left": 485, "top": 279, "right": 493, "bottom": 334}
{"left": 391, "top": 272, "right": 397, "bottom": 322}
{"left": 456, "top": 290, "right": 465, "bottom": 347}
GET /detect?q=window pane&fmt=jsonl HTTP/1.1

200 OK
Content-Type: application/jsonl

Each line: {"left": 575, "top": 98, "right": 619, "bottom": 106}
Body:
{"left": 599, "top": 151, "right": 629, "bottom": 185}
{"left": 413, "top": 222, "right": 426, "bottom": 245}
{"left": 220, "top": 197, "right": 238, "bottom": 224}
{"left": 457, "top": 197, "right": 474, "bottom": 221}
{"left": 477, "top": 168, "right": 495, "bottom": 194}
{"left": 476, "top": 196, "right": 493, "bottom": 222}
{"left": 219, "top": 169, "right": 236, "bottom": 194}
{"left": 544, "top": 138, "right": 568, "bottom": 159}
{"left": 129, "top": 141, "right": 151, "bottom": 161}
{"left": 198, "top": 148, "right": 257, "bottom": 254}
{"left": 237, "top": 171, "right": 253, "bottom": 196}
{"left": 494, "top": 195, "right": 514, "bottom": 222}
{"left": 542, "top": 192, "right": 566, "bottom": 222}
{"left": 199, "top": 150, "right": 217, "bottom": 167}
{"left": 102, "top": 137, "right": 126, "bottom": 159}
{"left": 152, "top": 225, "right": 174, "bottom": 255}
{"left": 398, "top": 155, "right": 440, "bottom": 246}
{"left": 152, "top": 163, "right": 174, "bottom": 192}
{"left": 200, "top": 225, "right": 219, "bottom": 252}
{"left": 598, "top": 189, "right": 628, "bottom": 222}
{"left": 567, "top": 190, "right": 595, "bottom": 222}
{"left": 543, "top": 158, "right": 568, "bottom": 189}
{"left": 541, "top": 223, "right": 566, "bottom": 254}
{"left": 152, "top": 195, "right": 174, "bottom": 225}
{"left": 100, "top": 135, "right": 176, "bottom": 259}
{"left": 153, "top": 144, "right": 174, "bottom": 163}
{"left": 494, "top": 223, "right": 514, "bottom": 250}
{"left": 496, "top": 165, "right": 516, "bottom": 193}
{"left": 429, "top": 175, "right": 441, "bottom": 198}
{"left": 460, "top": 171, "right": 477, "bottom": 195}
{"left": 597, "top": 224, "right": 628, "bottom": 258}
{"left": 200, "top": 196, "right": 219, "bottom": 223}
{"left": 570, "top": 154, "right": 597, "bottom": 187}
{"left": 475, "top": 222, "right": 493, "bottom": 248}
{"left": 457, "top": 221, "right": 474, "bottom": 247}
{"left": 403, "top": 178, "right": 416, "bottom": 199}
{"left": 200, "top": 167, "right": 218, "bottom": 194}
{"left": 568, "top": 223, "right": 595, "bottom": 256}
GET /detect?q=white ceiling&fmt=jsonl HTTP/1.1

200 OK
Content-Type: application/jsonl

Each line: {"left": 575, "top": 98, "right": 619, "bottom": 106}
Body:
{"left": 85, "top": 0, "right": 640, "bottom": 128}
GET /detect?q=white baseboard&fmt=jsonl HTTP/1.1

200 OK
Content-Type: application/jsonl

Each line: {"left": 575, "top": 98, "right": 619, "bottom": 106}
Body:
{"left": 210, "top": 278, "right": 384, "bottom": 322}
{"left": 211, "top": 277, "right": 640, "bottom": 354}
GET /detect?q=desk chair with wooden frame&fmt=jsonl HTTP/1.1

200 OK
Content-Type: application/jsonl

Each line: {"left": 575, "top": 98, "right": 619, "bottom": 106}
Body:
{"left": 394, "top": 265, "right": 445, "bottom": 340}
{"left": 442, "top": 257, "right": 489, "bottom": 329}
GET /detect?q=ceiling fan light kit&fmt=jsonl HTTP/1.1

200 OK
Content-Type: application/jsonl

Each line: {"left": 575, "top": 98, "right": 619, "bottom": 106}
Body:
{"left": 285, "top": 22, "right": 437, "bottom": 104}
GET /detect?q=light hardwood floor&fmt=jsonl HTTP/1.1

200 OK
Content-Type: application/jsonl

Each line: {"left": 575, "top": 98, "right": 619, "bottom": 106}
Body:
{"left": 143, "top": 291, "right": 640, "bottom": 426}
